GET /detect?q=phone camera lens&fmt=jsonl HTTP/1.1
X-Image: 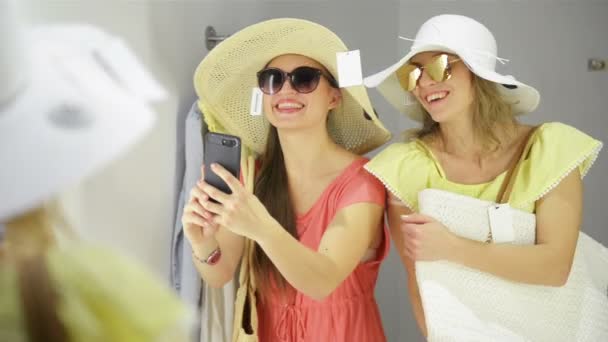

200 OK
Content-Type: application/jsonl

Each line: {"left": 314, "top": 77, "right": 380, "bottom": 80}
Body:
{"left": 222, "top": 139, "right": 235, "bottom": 147}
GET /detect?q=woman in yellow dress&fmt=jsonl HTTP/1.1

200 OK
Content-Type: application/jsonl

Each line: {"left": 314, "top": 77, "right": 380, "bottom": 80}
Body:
{"left": 364, "top": 14, "right": 607, "bottom": 340}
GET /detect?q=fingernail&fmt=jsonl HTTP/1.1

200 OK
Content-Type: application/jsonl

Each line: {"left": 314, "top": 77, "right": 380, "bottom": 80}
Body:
{"left": 400, "top": 215, "right": 409, "bottom": 220}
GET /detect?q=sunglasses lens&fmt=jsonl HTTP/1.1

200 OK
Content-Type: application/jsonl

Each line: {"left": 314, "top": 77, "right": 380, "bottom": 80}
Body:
{"left": 291, "top": 67, "right": 321, "bottom": 93}
{"left": 258, "top": 69, "right": 284, "bottom": 95}
{"left": 397, "top": 64, "right": 421, "bottom": 91}
{"left": 396, "top": 54, "right": 454, "bottom": 91}
{"left": 426, "top": 54, "right": 450, "bottom": 82}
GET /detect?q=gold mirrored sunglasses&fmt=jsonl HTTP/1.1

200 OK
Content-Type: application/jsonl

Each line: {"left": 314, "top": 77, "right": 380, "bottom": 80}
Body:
{"left": 396, "top": 53, "right": 461, "bottom": 91}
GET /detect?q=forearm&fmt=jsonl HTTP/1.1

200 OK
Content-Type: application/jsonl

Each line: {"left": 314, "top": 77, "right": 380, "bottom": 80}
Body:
{"left": 192, "top": 231, "right": 244, "bottom": 288}
{"left": 453, "top": 237, "right": 573, "bottom": 286}
{"left": 257, "top": 223, "right": 342, "bottom": 301}
{"left": 387, "top": 197, "right": 428, "bottom": 335}
{"left": 402, "top": 256, "right": 427, "bottom": 337}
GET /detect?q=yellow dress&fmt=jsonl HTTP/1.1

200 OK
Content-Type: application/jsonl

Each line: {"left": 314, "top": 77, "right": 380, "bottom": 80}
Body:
{"left": 0, "top": 242, "right": 194, "bottom": 342}
{"left": 365, "top": 122, "right": 602, "bottom": 212}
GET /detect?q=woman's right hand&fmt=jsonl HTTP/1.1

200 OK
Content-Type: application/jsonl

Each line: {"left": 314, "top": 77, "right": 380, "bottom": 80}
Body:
{"left": 181, "top": 165, "right": 220, "bottom": 248}
{"left": 182, "top": 166, "right": 246, "bottom": 287}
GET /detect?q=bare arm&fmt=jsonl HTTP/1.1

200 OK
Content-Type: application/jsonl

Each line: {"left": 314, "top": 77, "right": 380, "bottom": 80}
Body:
{"left": 451, "top": 169, "right": 582, "bottom": 286}
{"left": 404, "top": 169, "right": 582, "bottom": 287}
{"left": 387, "top": 193, "right": 427, "bottom": 337}
{"left": 392, "top": 170, "right": 582, "bottom": 337}
{"left": 257, "top": 202, "right": 383, "bottom": 301}
{"left": 197, "top": 163, "right": 383, "bottom": 299}
{"left": 183, "top": 184, "right": 245, "bottom": 288}
{"left": 190, "top": 228, "right": 244, "bottom": 288}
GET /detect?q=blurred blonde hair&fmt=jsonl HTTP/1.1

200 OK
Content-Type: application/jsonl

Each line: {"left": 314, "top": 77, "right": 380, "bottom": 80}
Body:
{"left": 2, "top": 204, "right": 71, "bottom": 342}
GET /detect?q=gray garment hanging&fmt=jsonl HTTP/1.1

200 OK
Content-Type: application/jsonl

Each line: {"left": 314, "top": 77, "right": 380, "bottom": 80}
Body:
{"left": 170, "top": 102, "right": 206, "bottom": 340}
{"left": 170, "top": 102, "right": 235, "bottom": 342}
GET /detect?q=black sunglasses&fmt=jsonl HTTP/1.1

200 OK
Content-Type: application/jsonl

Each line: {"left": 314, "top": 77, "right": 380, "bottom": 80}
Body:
{"left": 256, "top": 66, "right": 339, "bottom": 95}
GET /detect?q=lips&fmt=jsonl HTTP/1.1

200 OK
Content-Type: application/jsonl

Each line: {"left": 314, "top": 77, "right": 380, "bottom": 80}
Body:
{"left": 274, "top": 99, "right": 305, "bottom": 114}
{"left": 425, "top": 91, "right": 449, "bottom": 104}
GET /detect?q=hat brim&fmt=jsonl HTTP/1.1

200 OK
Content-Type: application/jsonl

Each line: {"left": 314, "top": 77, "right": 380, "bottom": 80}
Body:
{"left": 0, "top": 29, "right": 155, "bottom": 221}
{"left": 364, "top": 44, "right": 540, "bottom": 121}
{"left": 194, "top": 18, "right": 390, "bottom": 155}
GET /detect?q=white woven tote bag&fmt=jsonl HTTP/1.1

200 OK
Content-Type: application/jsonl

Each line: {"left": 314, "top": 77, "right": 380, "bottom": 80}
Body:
{"left": 416, "top": 188, "right": 608, "bottom": 341}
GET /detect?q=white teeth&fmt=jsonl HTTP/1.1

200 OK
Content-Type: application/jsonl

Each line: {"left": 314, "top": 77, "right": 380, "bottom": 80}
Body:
{"left": 277, "top": 102, "right": 304, "bottom": 109}
{"left": 426, "top": 92, "right": 448, "bottom": 103}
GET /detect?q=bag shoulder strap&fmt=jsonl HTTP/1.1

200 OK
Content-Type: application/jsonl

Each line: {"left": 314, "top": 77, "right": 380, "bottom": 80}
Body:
{"left": 496, "top": 126, "right": 539, "bottom": 204}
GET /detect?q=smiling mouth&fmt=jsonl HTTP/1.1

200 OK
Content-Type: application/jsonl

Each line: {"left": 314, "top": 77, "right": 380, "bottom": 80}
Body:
{"left": 425, "top": 91, "right": 449, "bottom": 105}
{"left": 276, "top": 102, "right": 304, "bottom": 110}
{"left": 274, "top": 101, "right": 305, "bottom": 114}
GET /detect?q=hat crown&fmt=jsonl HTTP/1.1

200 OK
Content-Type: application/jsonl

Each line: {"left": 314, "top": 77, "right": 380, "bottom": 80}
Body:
{"left": 411, "top": 14, "right": 498, "bottom": 71}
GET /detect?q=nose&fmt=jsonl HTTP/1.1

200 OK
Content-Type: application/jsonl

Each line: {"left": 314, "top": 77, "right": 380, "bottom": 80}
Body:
{"left": 417, "top": 68, "right": 437, "bottom": 89}
{"left": 276, "top": 75, "right": 296, "bottom": 95}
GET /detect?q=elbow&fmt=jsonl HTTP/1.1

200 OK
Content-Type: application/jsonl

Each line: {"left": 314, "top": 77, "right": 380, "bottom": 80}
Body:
{"left": 545, "top": 274, "right": 568, "bottom": 287}
{"left": 545, "top": 258, "right": 574, "bottom": 287}
{"left": 548, "top": 267, "right": 572, "bottom": 287}
{"left": 308, "top": 288, "right": 332, "bottom": 302}
{"left": 309, "top": 293, "right": 328, "bottom": 302}
{"left": 307, "top": 282, "right": 340, "bottom": 302}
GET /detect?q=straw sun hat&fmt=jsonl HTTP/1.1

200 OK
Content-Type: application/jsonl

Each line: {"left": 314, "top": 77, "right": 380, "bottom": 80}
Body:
{"left": 194, "top": 18, "right": 390, "bottom": 155}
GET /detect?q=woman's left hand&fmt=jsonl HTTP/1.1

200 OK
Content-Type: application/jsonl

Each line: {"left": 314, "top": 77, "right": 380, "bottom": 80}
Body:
{"left": 197, "top": 163, "right": 277, "bottom": 241}
{"left": 400, "top": 213, "right": 460, "bottom": 261}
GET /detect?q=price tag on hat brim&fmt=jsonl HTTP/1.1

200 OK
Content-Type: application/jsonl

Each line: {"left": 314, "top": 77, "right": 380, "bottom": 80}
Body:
{"left": 250, "top": 87, "right": 263, "bottom": 116}
{"left": 336, "top": 50, "right": 363, "bottom": 88}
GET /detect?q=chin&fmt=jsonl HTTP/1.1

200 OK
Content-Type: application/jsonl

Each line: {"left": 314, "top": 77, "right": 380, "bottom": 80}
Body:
{"left": 268, "top": 115, "right": 303, "bottom": 128}
{"left": 268, "top": 118, "right": 313, "bottom": 133}
{"left": 426, "top": 109, "right": 451, "bottom": 123}
{"left": 272, "top": 122, "right": 302, "bottom": 131}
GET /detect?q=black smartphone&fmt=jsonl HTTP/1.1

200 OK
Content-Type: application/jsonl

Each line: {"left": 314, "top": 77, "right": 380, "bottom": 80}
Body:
{"left": 203, "top": 132, "right": 241, "bottom": 196}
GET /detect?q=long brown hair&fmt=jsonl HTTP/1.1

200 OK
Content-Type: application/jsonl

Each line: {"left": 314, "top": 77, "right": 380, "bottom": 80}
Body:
{"left": 408, "top": 75, "right": 517, "bottom": 151}
{"left": 252, "top": 126, "right": 297, "bottom": 296}
{"left": 252, "top": 57, "right": 339, "bottom": 296}
{"left": 4, "top": 207, "right": 69, "bottom": 342}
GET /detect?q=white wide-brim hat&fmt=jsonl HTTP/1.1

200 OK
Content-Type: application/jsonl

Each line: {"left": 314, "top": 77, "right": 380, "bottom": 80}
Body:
{"left": 194, "top": 18, "right": 391, "bottom": 155}
{"left": 0, "top": 25, "right": 164, "bottom": 222}
{"left": 364, "top": 14, "right": 540, "bottom": 122}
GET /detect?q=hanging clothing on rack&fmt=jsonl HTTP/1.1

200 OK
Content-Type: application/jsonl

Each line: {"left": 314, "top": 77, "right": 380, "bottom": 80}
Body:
{"left": 170, "top": 102, "right": 236, "bottom": 342}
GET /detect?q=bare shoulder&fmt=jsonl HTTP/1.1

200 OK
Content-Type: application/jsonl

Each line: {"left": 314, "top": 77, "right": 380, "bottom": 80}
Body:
{"left": 332, "top": 147, "right": 362, "bottom": 169}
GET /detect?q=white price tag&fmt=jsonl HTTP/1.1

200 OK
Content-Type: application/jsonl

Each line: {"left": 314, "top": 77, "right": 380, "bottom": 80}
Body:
{"left": 487, "top": 203, "right": 514, "bottom": 243}
{"left": 336, "top": 50, "right": 363, "bottom": 88}
{"left": 250, "top": 87, "right": 263, "bottom": 116}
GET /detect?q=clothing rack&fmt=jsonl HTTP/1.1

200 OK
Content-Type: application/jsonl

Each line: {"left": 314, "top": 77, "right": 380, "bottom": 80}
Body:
{"left": 205, "top": 26, "right": 230, "bottom": 51}
{"left": 588, "top": 58, "right": 606, "bottom": 71}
